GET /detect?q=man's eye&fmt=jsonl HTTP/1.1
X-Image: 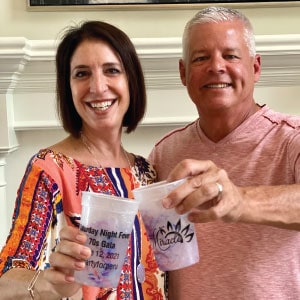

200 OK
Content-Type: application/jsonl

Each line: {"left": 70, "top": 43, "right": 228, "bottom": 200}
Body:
{"left": 192, "top": 56, "right": 207, "bottom": 63}
{"left": 226, "top": 55, "right": 239, "bottom": 60}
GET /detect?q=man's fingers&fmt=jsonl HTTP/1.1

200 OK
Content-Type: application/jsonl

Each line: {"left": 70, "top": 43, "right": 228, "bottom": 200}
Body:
{"left": 163, "top": 180, "right": 223, "bottom": 213}
{"left": 166, "top": 159, "right": 215, "bottom": 182}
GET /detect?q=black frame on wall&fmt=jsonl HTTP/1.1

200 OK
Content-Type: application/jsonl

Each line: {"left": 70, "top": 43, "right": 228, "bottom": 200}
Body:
{"left": 27, "top": 0, "right": 300, "bottom": 10}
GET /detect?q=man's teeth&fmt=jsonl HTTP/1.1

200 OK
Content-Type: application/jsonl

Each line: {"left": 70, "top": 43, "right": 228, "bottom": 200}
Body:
{"left": 91, "top": 101, "right": 113, "bottom": 110}
{"left": 206, "top": 83, "right": 230, "bottom": 88}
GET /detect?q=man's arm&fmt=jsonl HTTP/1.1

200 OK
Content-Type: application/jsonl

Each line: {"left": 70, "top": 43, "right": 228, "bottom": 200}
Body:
{"left": 237, "top": 184, "right": 300, "bottom": 230}
{"left": 162, "top": 159, "right": 300, "bottom": 231}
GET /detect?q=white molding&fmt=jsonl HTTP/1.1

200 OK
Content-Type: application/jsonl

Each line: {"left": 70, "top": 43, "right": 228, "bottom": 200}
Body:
{"left": 1, "top": 35, "right": 300, "bottom": 94}
{"left": 1, "top": 34, "right": 300, "bottom": 132}
{"left": 13, "top": 116, "right": 198, "bottom": 131}
{"left": 13, "top": 120, "right": 61, "bottom": 131}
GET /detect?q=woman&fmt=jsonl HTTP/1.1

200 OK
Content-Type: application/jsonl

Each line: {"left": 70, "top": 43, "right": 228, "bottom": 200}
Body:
{"left": 0, "top": 21, "right": 165, "bottom": 299}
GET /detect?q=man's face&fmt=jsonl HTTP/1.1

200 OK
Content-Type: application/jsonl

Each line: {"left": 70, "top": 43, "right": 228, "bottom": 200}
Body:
{"left": 179, "top": 20, "right": 261, "bottom": 116}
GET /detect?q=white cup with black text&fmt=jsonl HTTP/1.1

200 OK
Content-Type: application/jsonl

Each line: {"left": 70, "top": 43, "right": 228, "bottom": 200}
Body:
{"left": 74, "top": 191, "right": 139, "bottom": 287}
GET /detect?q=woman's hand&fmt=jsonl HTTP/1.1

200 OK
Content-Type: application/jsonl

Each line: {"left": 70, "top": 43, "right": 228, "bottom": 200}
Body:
{"left": 45, "top": 226, "right": 91, "bottom": 298}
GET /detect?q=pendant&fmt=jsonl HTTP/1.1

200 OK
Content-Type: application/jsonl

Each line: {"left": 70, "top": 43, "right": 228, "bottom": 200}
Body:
{"left": 137, "top": 263, "right": 145, "bottom": 283}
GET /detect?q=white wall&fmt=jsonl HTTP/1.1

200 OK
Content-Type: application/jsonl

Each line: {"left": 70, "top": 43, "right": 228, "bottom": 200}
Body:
{"left": 2, "top": 1, "right": 300, "bottom": 38}
{"left": 1, "top": 0, "right": 300, "bottom": 247}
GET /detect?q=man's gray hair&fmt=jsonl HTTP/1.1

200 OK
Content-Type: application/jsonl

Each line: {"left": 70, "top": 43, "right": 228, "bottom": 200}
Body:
{"left": 182, "top": 6, "right": 256, "bottom": 61}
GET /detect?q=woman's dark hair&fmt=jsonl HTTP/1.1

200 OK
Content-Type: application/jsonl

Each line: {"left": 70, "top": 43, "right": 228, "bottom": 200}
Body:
{"left": 55, "top": 20, "right": 146, "bottom": 137}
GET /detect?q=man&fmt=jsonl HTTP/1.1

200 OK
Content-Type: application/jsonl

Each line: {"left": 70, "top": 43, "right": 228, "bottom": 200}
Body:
{"left": 149, "top": 6, "right": 300, "bottom": 300}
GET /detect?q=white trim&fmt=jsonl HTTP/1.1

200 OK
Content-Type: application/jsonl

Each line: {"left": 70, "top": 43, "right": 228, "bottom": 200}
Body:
{"left": 1, "top": 35, "right": 300, "bottom": 93}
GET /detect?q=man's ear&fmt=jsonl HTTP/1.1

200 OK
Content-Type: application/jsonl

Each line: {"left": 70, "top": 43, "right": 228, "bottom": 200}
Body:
{"left": 179, "top": 59, "right": 187, "bottom": 86}
{"left": 253, "top": 54, "right": 261, "bottom": 83}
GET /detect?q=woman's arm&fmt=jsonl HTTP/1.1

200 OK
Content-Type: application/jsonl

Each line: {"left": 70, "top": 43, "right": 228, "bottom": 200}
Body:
{"left": 0, "top": 268, "right": 58, "bottom": 300}
{"left": 0, "top": 260, "right": 85, "bottom": 300}
{"left": 0, "top": 157, "right": 85, "bottom": 299}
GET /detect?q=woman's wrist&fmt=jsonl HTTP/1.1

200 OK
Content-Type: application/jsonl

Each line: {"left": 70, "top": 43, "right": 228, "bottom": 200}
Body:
{"left": 27, "top": 269, "right": 42, "bottom": 299}
{"left": 34, "top": 269, "right": 61, "bottom": 300}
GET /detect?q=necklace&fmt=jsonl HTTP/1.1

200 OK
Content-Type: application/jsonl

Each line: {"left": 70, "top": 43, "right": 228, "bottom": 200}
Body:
{"left": 80, "top": 131, "right": 132, "bottom": 168}
{"left": 80, "top": 131, "right": 132, "bottom": 197}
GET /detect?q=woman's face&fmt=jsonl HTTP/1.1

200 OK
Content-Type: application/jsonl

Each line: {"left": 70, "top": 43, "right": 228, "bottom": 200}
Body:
{"left": 70, "top": 39, "right": 130, "bottom": 134}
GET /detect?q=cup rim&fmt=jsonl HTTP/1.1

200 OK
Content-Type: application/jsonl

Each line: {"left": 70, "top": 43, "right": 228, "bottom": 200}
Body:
{"left": 81, "top": 191, "right": 138, "bottom": 207}
{"left": 133, "top": 178, "right": 186, "bottom": 193}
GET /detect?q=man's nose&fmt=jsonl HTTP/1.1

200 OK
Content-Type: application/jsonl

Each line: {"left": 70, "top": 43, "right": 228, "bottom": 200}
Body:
{"left": 208, "top": 55, "right": 226, "bottom": 73}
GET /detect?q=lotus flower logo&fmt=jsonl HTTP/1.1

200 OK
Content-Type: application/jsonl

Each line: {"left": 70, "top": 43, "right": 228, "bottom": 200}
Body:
{"left": 153, "top": 218, "right": 195, "bottom": 251}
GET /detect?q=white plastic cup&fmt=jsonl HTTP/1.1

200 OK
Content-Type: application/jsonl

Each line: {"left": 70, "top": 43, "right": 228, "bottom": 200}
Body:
{"left": 133, "top": 179, "right": 199, "bottom": 271}
{"left": 74, "top": 191, "right": 139, "bottom": 288}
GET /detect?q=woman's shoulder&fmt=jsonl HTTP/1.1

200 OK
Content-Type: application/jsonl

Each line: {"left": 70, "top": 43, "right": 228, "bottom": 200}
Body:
{"left": 34, "top": 136, "right": 81, "bottom": 168}
{"left": 132, "top": 154, "right": 157, "bottom": 185}
{"left": 48, "top": 136, "right": 78, "bottom": 157}
{"left": 28, "top": 149, "right": 77, "bottom": 180}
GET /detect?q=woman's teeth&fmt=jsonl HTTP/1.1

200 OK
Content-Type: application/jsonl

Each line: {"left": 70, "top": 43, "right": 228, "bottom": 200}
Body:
{"left": 91, "top": 101, "right": 113, "bottom": 110}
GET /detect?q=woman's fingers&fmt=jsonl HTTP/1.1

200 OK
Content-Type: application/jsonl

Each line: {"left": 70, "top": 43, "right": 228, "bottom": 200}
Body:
{"left": 49, "top": 226, "right": 91, "bottom": 277}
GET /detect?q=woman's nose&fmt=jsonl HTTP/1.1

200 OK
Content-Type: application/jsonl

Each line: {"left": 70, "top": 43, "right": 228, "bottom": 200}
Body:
{"left": 89, "top": 73, "right": 108, "bottom": 94}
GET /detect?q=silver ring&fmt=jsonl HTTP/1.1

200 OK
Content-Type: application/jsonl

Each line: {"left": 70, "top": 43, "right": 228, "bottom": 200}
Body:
{"left": 216, "top": 182, "right": 223, "bottom": 200}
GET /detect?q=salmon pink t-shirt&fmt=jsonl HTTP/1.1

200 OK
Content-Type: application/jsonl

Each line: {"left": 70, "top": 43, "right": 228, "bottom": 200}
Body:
{"left": 149, "top": 105, "right": 300, "bottom": 300}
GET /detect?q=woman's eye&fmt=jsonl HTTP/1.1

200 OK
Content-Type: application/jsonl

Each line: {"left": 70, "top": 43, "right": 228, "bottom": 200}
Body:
{"left": 71, "top": 70, "right": 89, "bottom": 79}
{"left": 74, "top": 70, "right": 88, "bottom": 78}
{"left": 106, "top": 67, "right": 121, "bottom": 75}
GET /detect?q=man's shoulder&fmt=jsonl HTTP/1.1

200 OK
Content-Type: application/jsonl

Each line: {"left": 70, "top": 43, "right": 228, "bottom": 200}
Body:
{"left": 263, "top": 107, "right": 300, "bottom": 129}
{"left": 154, "top": 121, "right": 197, "bottom": 148}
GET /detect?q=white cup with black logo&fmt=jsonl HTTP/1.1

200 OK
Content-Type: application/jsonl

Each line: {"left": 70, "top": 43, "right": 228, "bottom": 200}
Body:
{"left": 133, "top": 179, "right": 199, "bottom": 271}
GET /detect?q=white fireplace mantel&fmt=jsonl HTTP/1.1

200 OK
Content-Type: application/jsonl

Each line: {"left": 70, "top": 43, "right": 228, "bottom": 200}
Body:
{"left": 1, "top": 35, "right": 300, "bottom": 94}
{"left": 0, "top": 35, "right": 300, "bottom": 94}
{"left": 1, "top": 34, "right": 300, "bottom": 152}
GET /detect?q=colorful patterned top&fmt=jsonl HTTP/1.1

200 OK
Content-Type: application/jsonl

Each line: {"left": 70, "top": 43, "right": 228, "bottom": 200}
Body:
{"left": 0, "top": 149, "right": 166, "bottom": 300}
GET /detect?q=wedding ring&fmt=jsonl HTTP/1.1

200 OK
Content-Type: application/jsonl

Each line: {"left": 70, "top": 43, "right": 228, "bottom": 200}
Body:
{"left": 215, "top": 182, "right": 223, "bottom": 200}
